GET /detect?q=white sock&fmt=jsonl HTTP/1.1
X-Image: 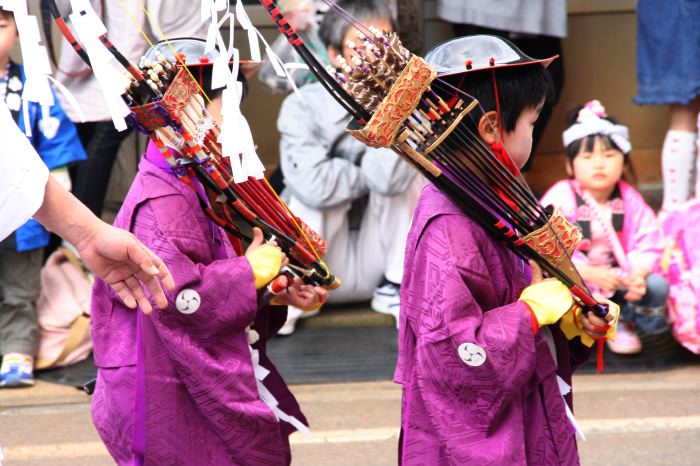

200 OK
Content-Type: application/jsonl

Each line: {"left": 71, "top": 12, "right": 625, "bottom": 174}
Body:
{"left": 662, "top": 130, "right": 696, "bottom": 210}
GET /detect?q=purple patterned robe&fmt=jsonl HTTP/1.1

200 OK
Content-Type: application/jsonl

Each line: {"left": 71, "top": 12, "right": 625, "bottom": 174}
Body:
{"left": 91, "top": 155, "right": 306, "bottom": 465}
{"left": 395, "top": 184, "right": 592, "bottom": 465}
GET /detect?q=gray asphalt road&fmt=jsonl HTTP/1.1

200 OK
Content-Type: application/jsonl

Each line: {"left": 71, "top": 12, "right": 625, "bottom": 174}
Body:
{"left": 2, "top": 366, "right": 700, "bottom": 465}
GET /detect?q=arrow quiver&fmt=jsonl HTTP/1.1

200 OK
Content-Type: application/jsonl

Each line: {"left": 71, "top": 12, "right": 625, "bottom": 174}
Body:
{"left": 121, "top": 53, "right": 337, "bottom": 288}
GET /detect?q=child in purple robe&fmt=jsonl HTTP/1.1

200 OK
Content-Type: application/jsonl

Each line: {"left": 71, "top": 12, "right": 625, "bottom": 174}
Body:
{"left": 394, "top": 36, "right": 619, "bottom": 465}
{"left": 90, "top": 40, "right": 327, "bottom": 465}
{"left": 541, "top": 100, "right": 669, "bottom": 355}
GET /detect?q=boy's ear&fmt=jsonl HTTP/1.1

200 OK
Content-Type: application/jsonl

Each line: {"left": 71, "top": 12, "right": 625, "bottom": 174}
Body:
{"left": 327, "top": 46, "right": 341, "bottom": 68}
{"left": 477, "top": 111, "right": 500, "bottom": 145}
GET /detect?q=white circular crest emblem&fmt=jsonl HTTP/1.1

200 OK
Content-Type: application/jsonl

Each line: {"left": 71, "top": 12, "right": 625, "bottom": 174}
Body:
{"left": 458, "top": 342, "right": 486, "bottom": 367}
{"left": 175, "top": 289, "right": 201, "bottom": 314}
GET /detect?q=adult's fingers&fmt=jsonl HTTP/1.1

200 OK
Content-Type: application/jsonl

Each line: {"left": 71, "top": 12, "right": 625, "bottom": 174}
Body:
{"left": 132, "top": 243, "right": 175, "bottom": 292}
{"left": 137, "top": 269, "right": 170, "bottom": 310}
{"left": 124, "top": 275, "right": 153, "bottom": 314}
{"left": 111, "top": 280, "right": 138, "bottom": 310}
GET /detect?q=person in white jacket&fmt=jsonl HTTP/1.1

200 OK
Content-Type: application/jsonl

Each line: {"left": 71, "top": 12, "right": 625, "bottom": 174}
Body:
{"left": 276, "top": 0, "right": 419, "bottom": 335}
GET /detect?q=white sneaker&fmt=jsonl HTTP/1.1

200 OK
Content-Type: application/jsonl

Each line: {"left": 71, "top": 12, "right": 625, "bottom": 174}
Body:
{"left": 277, "top": 307, "right": 321, "bottom": 336}
{"left": 0, "top": 353, "right": 35, "bottom": 388}
{"left": 371, "top": 281, "right": 400, "bottom": 323}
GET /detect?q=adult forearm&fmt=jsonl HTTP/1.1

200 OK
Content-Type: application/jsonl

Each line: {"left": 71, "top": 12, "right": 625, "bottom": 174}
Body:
{"left": 33, "top": 176, "right": 101, "bottom": 245}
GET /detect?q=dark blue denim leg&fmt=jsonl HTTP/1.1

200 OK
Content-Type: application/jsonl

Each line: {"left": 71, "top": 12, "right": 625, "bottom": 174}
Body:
{"left": 630, "top": 274, "right": 670, "bottom": 335}
{"left": 634, "top": 274, "right": 670, "bottom": 308}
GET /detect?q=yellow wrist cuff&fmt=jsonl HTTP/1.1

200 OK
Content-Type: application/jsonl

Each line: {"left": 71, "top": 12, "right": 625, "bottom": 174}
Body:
{"left": 247, "top": 245, "right": 283, "bottom": 289}
{"left": 519, "top": 280, "right": 573, "bottom": 328}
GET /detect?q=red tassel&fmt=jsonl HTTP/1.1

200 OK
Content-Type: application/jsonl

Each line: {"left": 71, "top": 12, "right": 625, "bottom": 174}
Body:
{"left": 596, "top": 338, "right": 605, "bottom": 373}
{"left": 489, "top": 141, "right": 520, "bottom": 211}
{"left": 593, "top": 323, "right": 610, "bottom": 373}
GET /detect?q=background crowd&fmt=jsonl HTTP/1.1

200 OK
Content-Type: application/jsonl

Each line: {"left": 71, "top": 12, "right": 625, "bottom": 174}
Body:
{"left": 1, "top": 0, "right": 698, "bottom": 390}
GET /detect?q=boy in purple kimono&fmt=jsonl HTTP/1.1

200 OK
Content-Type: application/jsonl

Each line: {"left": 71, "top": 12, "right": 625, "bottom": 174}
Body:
{"left": 394, "top": 36, "right": 618, "bottom": 465}
{"left": 90, "top": 40, "right": 327, "bottom": 465}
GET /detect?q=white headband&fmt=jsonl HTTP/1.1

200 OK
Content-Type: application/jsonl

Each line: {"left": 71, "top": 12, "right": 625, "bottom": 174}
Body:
{"left": 562, "top": 101, "right": 631, "bottom": 154}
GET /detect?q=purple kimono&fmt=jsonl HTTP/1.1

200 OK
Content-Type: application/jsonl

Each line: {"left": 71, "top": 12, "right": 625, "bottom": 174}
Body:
{"left": 394, "top": 184, "right": 591, "bottom": 465}
{"left": 91, "top": 148, "right": 306, "bottom": 465}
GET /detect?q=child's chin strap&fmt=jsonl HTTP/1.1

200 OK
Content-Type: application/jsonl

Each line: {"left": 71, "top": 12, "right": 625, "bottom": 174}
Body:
{"left": 491, "top": 68, "right": 506, "bottom": 141}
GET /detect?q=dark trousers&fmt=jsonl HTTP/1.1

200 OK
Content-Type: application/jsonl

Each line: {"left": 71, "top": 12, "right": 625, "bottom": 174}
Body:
{"left": 0, "top": 249, "right": 43, "bottom": 355}
{"left": 451, "top": 23, "right": 565, "bottom": 172}
{"left": 71, "top": 121, "right": 134, "bottom": 218}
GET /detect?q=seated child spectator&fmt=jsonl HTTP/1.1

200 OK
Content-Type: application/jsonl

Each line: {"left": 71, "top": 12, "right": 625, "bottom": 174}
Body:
{"left": 277, "top": 0, "right": 418, "bottom": 334}
{"left": 395, "top": 36, "right": 618, "bottom": 464}
{"left": 89, "top": 39, "right": 327, "bottom": 464}
{"left": 541, "top": 100, "right": 669, "bottom": 354}
{"left": 0, "top": 8, "right": 86, "bottom": 388}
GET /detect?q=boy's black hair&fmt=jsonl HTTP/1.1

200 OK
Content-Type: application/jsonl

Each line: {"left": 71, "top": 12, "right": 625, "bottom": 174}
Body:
{"left": 441, "top": 64, "right": 554, "bottom": 134}
{"left": 195, "top": 66, "right": 249, "bottom": 102}
{"left": 318, "top": 0, "right": 396, "bottom": 52}
{"left": 564, "top": 104, "right": 628, "bottom": 159}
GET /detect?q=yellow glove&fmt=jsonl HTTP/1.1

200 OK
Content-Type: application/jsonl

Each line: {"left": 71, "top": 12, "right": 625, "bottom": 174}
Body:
{"left": 519, "top": 280, "right": 574, "bottom": 329}
{"left": 246, "top": 244, "right": 283, "bottom": 289}
{"left": 560, "top": 302, "right": 620, "bottom": 347}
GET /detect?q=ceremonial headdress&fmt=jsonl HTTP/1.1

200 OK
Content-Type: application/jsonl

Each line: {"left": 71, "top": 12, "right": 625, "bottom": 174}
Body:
{"left": 425, "top": 35, "right": 556, "bottom": 77}
{"left": 141, "top": 38, "right": 261, "bottom": 80}
{"left": 562, "top": 100, "right": 632, "bottom": 155}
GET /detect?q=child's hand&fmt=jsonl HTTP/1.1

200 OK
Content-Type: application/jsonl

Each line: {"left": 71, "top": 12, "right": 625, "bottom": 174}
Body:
{"left": 521, "top": 261, "right": 574, "bottom": 329}
{"left": 271, "top": 276, "right": 329, "bottom": 311}
{"left": 245, "top": 228, "right": 288, "bottom": 289}
{"left": 622, "top": 274, "right": 646, "bottom": 302}
{"left": 580, "top": 294, "right": 619, "bottom": 340}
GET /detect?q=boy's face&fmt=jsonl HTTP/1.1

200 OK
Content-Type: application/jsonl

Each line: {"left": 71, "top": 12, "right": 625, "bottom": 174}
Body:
{"left": 0, "top": 13, "right": 18, "bottom": 64}
{"left": 328, "top": 18, "right": 394, "bottom": 68}
{"left": 501, "top": 103, "right": 543, "bottom": 169}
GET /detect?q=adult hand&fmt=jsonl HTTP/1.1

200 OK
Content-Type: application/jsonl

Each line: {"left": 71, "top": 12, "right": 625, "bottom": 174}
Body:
{"left": 33, "top": 177, "right": 175, "bottom": 313}
{"left": 74, "top": 222, "right": 176, "bottom": 313}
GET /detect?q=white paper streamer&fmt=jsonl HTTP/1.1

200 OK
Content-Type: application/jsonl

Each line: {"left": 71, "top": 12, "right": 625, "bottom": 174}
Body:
{"left": 69, "top": 0, "right": 130, "bottom": 131}
{"left": 5, "top": 2, "right": 55, "bottom": 137}
{"left": 250, "top": 345, "right": 310, "bottom": 437}
{"left": 236, "top": 0, "right": 261, "bottom": 62}
{"left": 46, "top": 76, "right": 86, "bottom": 123}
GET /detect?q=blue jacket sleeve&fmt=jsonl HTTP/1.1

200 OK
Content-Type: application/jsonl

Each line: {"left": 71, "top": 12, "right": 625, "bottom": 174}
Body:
{"left": 31, "top": 87, "right": 87, "bottom": 169}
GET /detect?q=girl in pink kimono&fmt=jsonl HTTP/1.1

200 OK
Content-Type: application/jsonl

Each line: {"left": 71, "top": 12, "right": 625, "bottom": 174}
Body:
{"left": 90, "top": 40, "right": 327, "bottom": 466}
{"left": 541, "top": 100, "right": 669, "bottom": 355}
{"left": 395, "top": 36, "right": 618, "bottom": 465}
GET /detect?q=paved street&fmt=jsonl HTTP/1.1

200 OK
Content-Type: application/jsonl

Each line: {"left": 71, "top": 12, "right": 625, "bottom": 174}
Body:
{"left": 1, "top": 365, "right": 700, "bottom": 465}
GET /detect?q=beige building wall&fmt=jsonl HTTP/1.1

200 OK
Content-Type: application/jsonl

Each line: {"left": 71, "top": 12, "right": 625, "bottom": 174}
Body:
{"left": 22, "top": 0, "right": 667, "bottom": 216}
